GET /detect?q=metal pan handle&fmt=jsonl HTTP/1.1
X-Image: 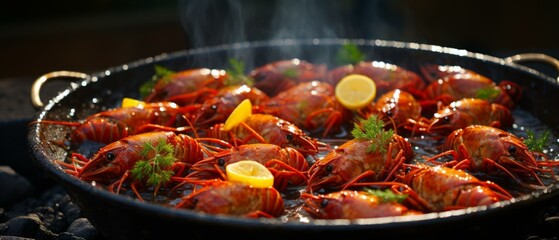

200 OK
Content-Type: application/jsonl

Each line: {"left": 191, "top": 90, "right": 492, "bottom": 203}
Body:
{"left": 30, "top": 71, "right": 90, "bottom": 109}
{"left": 504, "top": 53, "right": 559, "bottom": 83}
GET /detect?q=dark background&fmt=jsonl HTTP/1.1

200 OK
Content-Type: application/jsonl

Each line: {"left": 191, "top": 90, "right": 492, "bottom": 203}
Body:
{"left": 1, "top": 0, "right": 558, "bottom": 80}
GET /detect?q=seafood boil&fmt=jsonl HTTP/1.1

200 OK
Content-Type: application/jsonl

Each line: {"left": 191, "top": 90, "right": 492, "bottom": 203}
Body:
{"left": 32, "top": 44, "right": 559, "bottom": 223}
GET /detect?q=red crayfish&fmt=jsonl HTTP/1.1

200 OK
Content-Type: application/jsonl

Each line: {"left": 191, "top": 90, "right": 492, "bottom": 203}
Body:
{"left": 392, "top": 164, "right": 513, "bottom": 212}
{"left": 425, "top": 125, "right": 559, "bottom": 187}
{"left": 261, "top": 80, "right": 352, "bottom": 138}
{"left": 187, "top": 84, "right": 270, "bottom": 128}
{"left": 32, "top": 101, "right": 192, "bottom": 147}
{"left": 174, "top": 180, "right": 285, "bottom": 218}
{"left": 418, "top": 64, "right": 479, "bottom": 83}
{"left": 420, "top": 71, "right": 522, "bottom": 111}
{"left": 406, "top": 98, "right": 513, "bottom": 137}
{"left": 182, "top": 143, "right": 309, "bottom": 192}
{"left": 248, "top": 58, "right": 328, "bottom": 97}
{"left": 307, "top": 124, "right": 413, "bottom": 193}
{"left": 59, "top": 131, "right": 231, "bottom": 201}
{"left": 325, "top": 60, "right": 426, "bottom": 98}
{"left": 360, "top": 89, "right": 422, "bottom": 133}
{"left": 300, "top": 189, "right": 422, "bottom": 219}
{"left": 202, "top": 113, "right": 323, "bottom": 156}
{"left": 143, "top": 67, "right": 228, "bottom": 105}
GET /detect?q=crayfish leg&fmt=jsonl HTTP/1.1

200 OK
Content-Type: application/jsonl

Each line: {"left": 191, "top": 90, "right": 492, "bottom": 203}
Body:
{"left": 340, "top": 170, "right": 376, "bottom": 191}
{"left": 130, "top": 181, "right": 145, "bottom": 203}
{"left": 422, "top": 150, "right": 457, "bottom": 165}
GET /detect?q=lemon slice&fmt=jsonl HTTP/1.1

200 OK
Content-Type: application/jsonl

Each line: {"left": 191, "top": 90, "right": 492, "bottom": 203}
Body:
{"left": 121, "top": 97, "right": 146, "bottom": 108}
{"left": 335, "top": 74, "right": 376, "bottom": 110}
{"left": 222, "top": 99, "right": 252, "bottom": 131}
{"left": 226, "top": 160, "right": 274, "bottom": 188}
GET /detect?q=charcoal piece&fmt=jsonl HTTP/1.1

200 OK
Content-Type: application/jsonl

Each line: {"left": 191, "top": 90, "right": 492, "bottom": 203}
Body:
{"left": 67, "top": 218, "right": 98, "bottom": 240}
{"left": 0, "top": 166, "right": 34, "bottom": 207}
{"left": 57, "top": 232, "right": 88, "bottom": 240}
{"left": 34, "top": 206, "right": 67, "bottom": 233}
{"left": 0, "top": 214, "right": 56, "bottom": 239}
{"left": 58, "top": 195, "right": 83, "bottom": 225}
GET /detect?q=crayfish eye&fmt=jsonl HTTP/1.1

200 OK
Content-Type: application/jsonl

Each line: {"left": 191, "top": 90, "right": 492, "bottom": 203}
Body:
{"left": 385, "top": 110, "right": 393, "bottom": 117}
{"left": 405, "top": 167, "right": 411, "bottom": 174}
{"left": 285, "top": 133, "right": 293, "bottom": 142}
{"left": 106, "top": 152, "right": 116, "bottom": 161}
{"left": 320, "top": 199, "right": 329, "bottom": 208}
{"left": 210, "top": 104, "right": 218, "bottom": 111}
{"left": 190, "top": 197, "right": 198, "bottom": 208}
{"left": 217, "top": 158, "right": 226, "bottom": 166}
{"left": 325, "top": 164, "right": 333, "bottom": 173}
{"left": 508, "top": 145, "right": 517, "bottom": 154}
{"left": 253, "top": 73, "right": 266, "bottom": 81}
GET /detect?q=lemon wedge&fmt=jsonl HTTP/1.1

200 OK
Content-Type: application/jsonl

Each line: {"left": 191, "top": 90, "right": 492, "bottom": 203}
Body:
{"left": 121, "top": 97, "right": 146, "bottom": 108}
{"left": 226, "top": 160, "right": 274, "bottom": 188}
{"left": 335, "top": 74, "right": 376, "bottom": 110}
{"left": 222, "top": 99, "right": 252, "bottom": 131}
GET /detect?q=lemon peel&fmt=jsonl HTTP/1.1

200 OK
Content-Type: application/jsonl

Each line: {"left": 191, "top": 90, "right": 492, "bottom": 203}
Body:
{"left": 121, "top": 97, "right": 146, "bottom": 108}
{"left": 335, "top": 74, "right": 376, "bottom": 110}
{"left": 222, "top": 99, "right": 252, "bottom": 131}
{"left": 226, "top": 160, "right": 274, "bottom": 188}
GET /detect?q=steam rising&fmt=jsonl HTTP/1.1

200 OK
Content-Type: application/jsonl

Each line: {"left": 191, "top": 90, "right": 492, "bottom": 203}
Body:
{"left": 268, "top": 1, "right": 342, "bottom": 41}
{"left": 178, "top": 0, "right": 405, "bottom": 67}
{"left": 179, "top": 0, "right": 349, "bottom": 48}
{"left": 179, "top": 0, "right": 247, "bottom": 48}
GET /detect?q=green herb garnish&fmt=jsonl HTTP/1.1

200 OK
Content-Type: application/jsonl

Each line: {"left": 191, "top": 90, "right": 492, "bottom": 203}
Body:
{"left": 475, "top": 87, "right": 500, "bottom": 100}
{"left": 351, "top": 115, "right": 394, "bottom": 153}
{"left": 225, "top": 58, "right": 253, "bottom": 86}
{"left": 283, "top": 68, "right": 299, "bottom": 78}
{"left": 336, "top": 42, "right": 365, "bottom": 65}
{"left": 524, "top": 129, "right": 551, "bottom": 152}
{"left": 131, "top": 139, "right": 176, "bottom": 190}
{"left": 154, "top": 65, "right": 176, "bottom": 81}
{"left": 139, "top": 65, "right": 176, "bottom": 98}
{"left": 363, "top": 188, "right": 407, "bottom": 203}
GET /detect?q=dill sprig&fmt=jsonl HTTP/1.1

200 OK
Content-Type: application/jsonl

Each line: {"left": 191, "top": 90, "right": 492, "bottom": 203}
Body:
{"left": 351, "top": 115, "right": 394, "bottom": 153}
{"left": 336, "top": 42, "right": 365, "bottom": 65}
{"left": 131, "top": 139, "right": 176, "bottom": 188}
{"left": 139, "top": 65, "right": 175, "bottom": 98}
{"left": 524, "top": 129, "right": 551, "bottom": 152}
{"left": 363, "top": 188, "right": 407, "bottom": 203}
{"left": 225, "top": 58, "right": 254, "bottom": 86}
{"left": 475, "top": 87, "right": 500, "bottom": 101}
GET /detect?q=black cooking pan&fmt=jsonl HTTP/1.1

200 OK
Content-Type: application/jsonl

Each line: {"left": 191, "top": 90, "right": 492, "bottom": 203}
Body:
{"left": 27, "top": 39, "right": 559, "bottom": 240}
